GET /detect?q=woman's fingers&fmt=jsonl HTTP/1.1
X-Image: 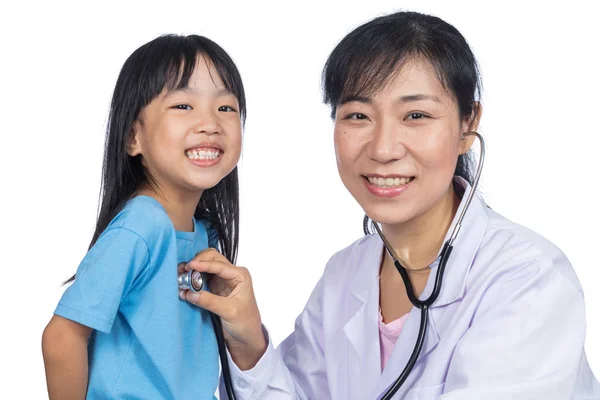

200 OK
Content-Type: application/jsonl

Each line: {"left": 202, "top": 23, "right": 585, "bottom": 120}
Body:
{"left": 185, "top": 260, "right": 251, "bottom": 297}
{"left": 206, "top": 274, "right": 228, "bottom": 296}
{"left": 177, "top": 262, "right": 187, "bottom": 274}
{"left": 185, "top": 289, "right": 231, "bottom": 320}
{"left": 181, "top": 258, "right": 266, "bottom": 368}
{"left": 185, "top": 260, "right": 245, "bottom": 284}
{"left": 191, "top": 247, "right": 229, "bottom": 263}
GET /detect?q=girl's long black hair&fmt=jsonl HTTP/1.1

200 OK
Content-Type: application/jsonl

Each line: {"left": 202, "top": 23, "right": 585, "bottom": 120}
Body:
{"left": 66, "top": 34, "right": 245, "bottom": 283}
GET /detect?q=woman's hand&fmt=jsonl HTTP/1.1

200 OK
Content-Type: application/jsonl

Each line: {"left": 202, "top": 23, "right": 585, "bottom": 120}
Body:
{"left": 178, "top": 248, "right": 267, "bottom": 370}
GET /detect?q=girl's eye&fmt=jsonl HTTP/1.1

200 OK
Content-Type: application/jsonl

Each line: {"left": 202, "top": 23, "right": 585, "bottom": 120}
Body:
{"left": 173, "top": 104, "right": 193, "bottom": 110}
{"left": 218, "top": 105, "right": 237, "bottom": 112}
{"left": 344, "top": 112, "right": 369, "bottom": 120}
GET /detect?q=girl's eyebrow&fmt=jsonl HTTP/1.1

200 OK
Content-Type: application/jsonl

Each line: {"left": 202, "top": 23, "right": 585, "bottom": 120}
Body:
{"left": 165, "top": 87, "right": 233, "bottom": 98}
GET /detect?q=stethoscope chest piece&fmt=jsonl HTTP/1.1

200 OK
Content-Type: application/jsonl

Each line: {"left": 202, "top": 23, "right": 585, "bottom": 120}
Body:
{"left": 178, "top": 270, "right": 205, "bottom": 292}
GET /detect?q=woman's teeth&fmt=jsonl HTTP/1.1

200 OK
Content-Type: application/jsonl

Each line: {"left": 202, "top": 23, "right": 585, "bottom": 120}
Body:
{"left": 367, "top": 176, "right": 412, "bottom": 188}
{"left": 186, "top": 149, "right": 221, "bottom": 160}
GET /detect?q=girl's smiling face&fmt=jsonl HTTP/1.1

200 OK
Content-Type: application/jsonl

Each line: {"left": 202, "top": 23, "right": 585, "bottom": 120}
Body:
{"left": 127, "top": 55, "right": 242, "bottom": 199}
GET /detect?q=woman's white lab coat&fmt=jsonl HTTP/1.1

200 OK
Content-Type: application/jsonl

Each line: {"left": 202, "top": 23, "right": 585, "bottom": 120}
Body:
{"left": 222, "top": 179, "right": 600, "bottom": 399}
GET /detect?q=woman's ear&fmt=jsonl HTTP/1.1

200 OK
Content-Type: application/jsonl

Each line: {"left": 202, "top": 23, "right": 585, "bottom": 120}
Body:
{"left": 459, "top": 102, "right": 482, "bottom": 154}
{"left": 127, "top": 121, "right": 143, "bottom": 157}
{"left": 463, "top": 102, "right": 482, "bottom": 133}
{"left": 459, "top": 132, "right": 476, "bottom": 155}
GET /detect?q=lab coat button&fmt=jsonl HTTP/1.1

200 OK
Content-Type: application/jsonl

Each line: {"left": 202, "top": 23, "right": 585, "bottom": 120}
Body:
{"left": 236, "top": 377, "right": 249, "bottom": 389}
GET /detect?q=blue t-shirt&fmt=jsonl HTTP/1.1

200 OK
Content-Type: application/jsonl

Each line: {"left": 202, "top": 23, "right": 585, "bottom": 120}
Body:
{"left": 55, "top": 196, "right": 219, "bottom": 399}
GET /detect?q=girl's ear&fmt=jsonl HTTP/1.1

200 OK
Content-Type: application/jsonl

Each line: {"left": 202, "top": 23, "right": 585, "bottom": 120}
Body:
{"left": 127, "top": 121, "right": 143, "bottom": 156}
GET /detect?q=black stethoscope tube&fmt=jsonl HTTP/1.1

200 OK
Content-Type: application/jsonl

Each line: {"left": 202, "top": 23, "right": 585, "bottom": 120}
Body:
{"left": 189, "top": 133, "right": 483, "bottom": 400}
{"left": 210, "top": 312, "right": 237, "bottom": 400}
{"left": 377, "top": 132, "right": 484, "bottom": 399}
{"left": 179, "top": 270, "right": 237, "bottom": 399}
{"left": 380, "top": 243, "right": 453, "bottom": 399}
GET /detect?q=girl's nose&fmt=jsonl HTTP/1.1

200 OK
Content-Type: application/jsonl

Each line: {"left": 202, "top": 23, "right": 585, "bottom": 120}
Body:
{"left": 193, "top": 112, "right": 220, "bottom": 135}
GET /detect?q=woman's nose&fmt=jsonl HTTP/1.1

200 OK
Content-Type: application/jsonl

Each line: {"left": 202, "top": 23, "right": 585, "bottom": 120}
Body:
{"left": 368, "top": 121, "right": 407, "bottom": 164}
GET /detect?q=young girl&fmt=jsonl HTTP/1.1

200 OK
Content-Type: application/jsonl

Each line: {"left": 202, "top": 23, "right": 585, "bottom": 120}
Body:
{"left": 42, "top": 34, "right": 245, "bottom": 399}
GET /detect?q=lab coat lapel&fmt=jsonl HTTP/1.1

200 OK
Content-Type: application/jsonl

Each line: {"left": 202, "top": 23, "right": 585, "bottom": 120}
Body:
{"left": 374, "top": 179, "right": 488, "bottom": 397}
{"left": 343, "top": 178, "right": 489, "bottom": 398}
{"left": 342, "top": 238, "right": 382, "bottom": 399}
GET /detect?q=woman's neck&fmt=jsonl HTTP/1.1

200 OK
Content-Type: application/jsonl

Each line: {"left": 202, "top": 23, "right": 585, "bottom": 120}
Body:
{"left": 137, "top": 186, "right": 202, "bottom": 232}
{"left": 381, "top": 183, "right": 460, "bottom": 272}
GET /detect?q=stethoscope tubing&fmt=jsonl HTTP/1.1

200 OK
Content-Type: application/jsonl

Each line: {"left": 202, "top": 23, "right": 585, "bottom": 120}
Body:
{"left": 377, "top": 132, "right": 484, "bottom": 399}
{"left": 178, "top": 271, "right": 237, "bottom": 399}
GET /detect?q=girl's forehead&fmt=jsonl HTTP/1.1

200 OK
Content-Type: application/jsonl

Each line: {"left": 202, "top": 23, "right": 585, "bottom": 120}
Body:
{"left": 189, "top": 62, "right": 226, "bottom": 89}
{"left": 163, "top": 53, "right": 222, "bottom": 91}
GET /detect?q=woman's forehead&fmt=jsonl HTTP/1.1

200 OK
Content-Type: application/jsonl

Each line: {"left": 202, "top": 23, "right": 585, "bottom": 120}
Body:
{"left": 342, "top": 58, "right": 452, "bottom": 104}
{"left": 380, "top": 59, "right": 447, "bottom": 96}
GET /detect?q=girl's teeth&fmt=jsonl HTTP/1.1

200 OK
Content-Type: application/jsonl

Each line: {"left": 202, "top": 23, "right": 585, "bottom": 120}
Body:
{"left": 186, "top": 149, "right": 221, "bottom": 160}
{"left": 367, "top": 176, "right": 412, "bottom": 188}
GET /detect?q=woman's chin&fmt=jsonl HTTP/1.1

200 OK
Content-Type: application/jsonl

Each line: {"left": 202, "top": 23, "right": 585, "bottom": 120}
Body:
{"left": 363, "top": 205, "right": 416, "bottom": 227}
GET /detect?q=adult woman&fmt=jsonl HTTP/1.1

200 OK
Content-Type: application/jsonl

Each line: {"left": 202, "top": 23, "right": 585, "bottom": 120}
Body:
{"left": 182, "top": 11, "right": 600, "bottom": 399}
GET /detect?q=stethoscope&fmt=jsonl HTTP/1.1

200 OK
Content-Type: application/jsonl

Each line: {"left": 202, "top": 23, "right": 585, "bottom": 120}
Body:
{"left": 375, "top": 131, "right": 485, "bottom": 400}
{"left": 178, "top": 269, "right": 237, "bottom": 399}
{"left": 176, "top": 132, "right": 484, "bottom": 400}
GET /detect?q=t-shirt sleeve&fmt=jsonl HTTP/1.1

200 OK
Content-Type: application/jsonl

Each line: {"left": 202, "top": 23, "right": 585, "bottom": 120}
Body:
{"left": 54, "top": 227, "right": 150, "bottom": 333}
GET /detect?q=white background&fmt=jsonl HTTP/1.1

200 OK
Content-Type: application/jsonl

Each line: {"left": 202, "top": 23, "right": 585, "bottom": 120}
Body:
{"left": 1, "top": 0, "right": 599, "bottom": 398}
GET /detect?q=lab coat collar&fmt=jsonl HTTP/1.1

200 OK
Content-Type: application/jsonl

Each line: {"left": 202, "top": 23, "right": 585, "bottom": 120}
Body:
{"left": 349, "top": 177, "right": 489, "bottom": 309}
{"left": 343, "top": 177, "right": 489, "bottom": 396}
{"left": 427, "top": 176, "right": 488, "bottom": 307}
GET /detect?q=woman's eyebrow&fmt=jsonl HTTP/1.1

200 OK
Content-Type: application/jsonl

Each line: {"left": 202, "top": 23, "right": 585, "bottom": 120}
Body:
{"left": 339, "top": 95, "right": 373, "bottom": 105}
{"left": 397, "top": 94, "right": 442, "bottom": 103}
{"left": 339, "top": 94, "right": 442, "bottom": 105}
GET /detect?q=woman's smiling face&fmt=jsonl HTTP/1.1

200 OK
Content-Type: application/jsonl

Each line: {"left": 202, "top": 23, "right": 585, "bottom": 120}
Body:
{"left": 333, "top": 58, "right": 477, "bottom": 226}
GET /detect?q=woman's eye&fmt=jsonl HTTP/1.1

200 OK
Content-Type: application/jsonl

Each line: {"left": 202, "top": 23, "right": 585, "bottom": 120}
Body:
{"left": 173, "top": 104, "right": 193, "bottom": 110}
{"left": 406, "top": 112, "right": 427, "bottom": 120}
{"left": 345, "top": 112, "right": 368, "bottom": 120}
{"left": 218, "top": 105, "right": 237, "bottom": 112}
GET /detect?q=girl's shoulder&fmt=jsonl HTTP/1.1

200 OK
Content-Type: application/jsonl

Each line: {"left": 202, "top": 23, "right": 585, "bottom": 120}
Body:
{"left": 104, "top": 195, "right": 174, "bottom": 245}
